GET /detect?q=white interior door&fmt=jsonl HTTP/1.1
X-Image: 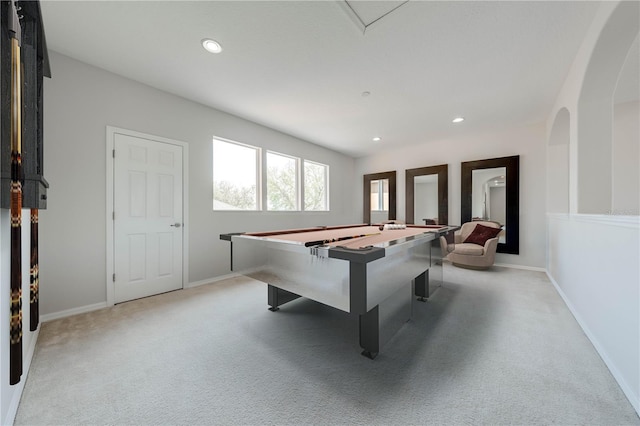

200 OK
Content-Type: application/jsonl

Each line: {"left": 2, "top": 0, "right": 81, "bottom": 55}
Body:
{"left": 113, "top": 133, "right": 184, "bottom": 303}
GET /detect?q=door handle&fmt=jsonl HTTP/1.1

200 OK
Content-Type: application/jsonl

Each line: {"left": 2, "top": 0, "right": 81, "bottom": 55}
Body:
{"left": 170, "top": 223, "right": 182, "bottom": 228}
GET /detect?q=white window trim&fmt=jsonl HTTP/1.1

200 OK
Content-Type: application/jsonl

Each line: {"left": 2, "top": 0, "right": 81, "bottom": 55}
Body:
{"left": 212, "top": 137, "right": 331, "bottom": 213}
{"left": 212, "top": 136, "right": 262, "bottom": 211}
{"left": 303, "top": 159, "right": 330, "bottom": 211}
{"left": 266, "top": 150, "right": 300, "bottom": 211}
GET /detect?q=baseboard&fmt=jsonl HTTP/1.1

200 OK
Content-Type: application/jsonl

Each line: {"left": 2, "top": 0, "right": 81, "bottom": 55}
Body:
{"left": 41, "top": 276, "right": 242, "bottom": 322}
{"left": 493, "top": 262, "right": 546, "bottom": 272}
{"left": 546, "top": 270, "right": 640, "bottom": 416}
{"left": 444, "top": 258, "right": 546, "bottom": 272}
{"left": 4, "top": 327, "right": 40, "bottom": 426}
{"left": 186, "top": 273, "right": 240, "bottom": 288}
{"left": 41, "top": 302, "right": 108, "bottom": 323}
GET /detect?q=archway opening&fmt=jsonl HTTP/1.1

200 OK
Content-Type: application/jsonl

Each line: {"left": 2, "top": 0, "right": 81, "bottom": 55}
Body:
{"left": 577, "top": 2, "right": 639, "bottom": 214}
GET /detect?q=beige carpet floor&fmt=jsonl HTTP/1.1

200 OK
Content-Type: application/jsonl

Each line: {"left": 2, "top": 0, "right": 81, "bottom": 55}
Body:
{"left": 15, "top": 265, "right": 640, "bottom": 425}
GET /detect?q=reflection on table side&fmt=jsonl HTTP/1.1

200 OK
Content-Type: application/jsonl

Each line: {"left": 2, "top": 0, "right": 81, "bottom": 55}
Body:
{"left": 220, "top": 224, "right": 459, "bottom": 359}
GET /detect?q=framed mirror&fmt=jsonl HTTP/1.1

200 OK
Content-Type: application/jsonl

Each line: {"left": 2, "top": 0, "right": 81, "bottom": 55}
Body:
{"left": 405, "top": 164, "right": 448, "bottom": 225}
{"left": 461, "top": 155, "right": 519, "bottom": 254}
{"left": 363, "top": 171, "right": 396, "bottom": 224}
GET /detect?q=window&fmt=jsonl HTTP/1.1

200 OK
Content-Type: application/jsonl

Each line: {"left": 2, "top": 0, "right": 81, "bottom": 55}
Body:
{"left": 266, "top": 151, "right": 299, "bottom": 210}
{"left": 213, "top": 138, "right": 260, "bottom": 210}
{"left": 370, "top": 179, "right": 389, "bottom": 211}
{"left": 213, "top": 137, "right": 329, "bottom": 212}
{"left": 303, "top": 160, "right": 329, "bottom": 211}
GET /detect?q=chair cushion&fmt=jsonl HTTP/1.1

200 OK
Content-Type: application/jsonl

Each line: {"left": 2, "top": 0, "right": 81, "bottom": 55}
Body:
{"left": 463, "top": 224, "right": 502, "bottom": 246}
{"left": 453, "top": 243, "right": 485, "bottom": 256}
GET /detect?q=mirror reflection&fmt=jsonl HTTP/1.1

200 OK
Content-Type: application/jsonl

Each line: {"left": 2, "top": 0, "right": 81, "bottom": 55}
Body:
{"left": 472, "top": 167, "right": 506, "bottom": 242}
{"left": 370, "top": 179, "right": 389, "bottom": 223}
{"left": 461, "top": 155, "right": 519, "bottom": 254}
{"left": 363, "top": 171, "right": 396, "bottom": 223}
{"left": 414, "top": 174, "right": 439, "bottom": 224}
{"left": 405, "top": 164, "right": 448, "bottom": 225}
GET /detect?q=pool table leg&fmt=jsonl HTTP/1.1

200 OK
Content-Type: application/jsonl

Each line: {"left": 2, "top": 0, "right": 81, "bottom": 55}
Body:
{"left": 267, "top": 284, "right": 301, "bottom": 311}
{"left": 414, "top": 270, "right": 429, "bottom": 302}
{"left": 359, "top": 306, "right": 380, "bottom": 359}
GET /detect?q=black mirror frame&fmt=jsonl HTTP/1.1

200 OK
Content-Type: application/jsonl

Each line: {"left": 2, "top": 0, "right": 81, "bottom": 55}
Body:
{"left": 405, "top": 164, "right": 448, "bottom": 225}
{"left": 461, "top": 155, "right": 519, "bottom": 254}
{"left": 363, "top": 171, "right": 396, "bottom": 224}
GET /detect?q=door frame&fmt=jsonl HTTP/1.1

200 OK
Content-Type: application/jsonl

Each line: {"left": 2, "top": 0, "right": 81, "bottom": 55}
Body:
{"left": 106, "top": 126, "right": 189, "bottom": 306}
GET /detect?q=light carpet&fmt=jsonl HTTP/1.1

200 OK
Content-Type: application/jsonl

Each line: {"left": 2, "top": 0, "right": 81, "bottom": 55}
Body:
{"left": 15, "top": 265, "right": 640, "bottom": 425}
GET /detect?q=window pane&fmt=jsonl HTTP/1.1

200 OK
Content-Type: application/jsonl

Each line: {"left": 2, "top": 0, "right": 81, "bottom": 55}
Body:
{"left": 382, "top": 179, "right": 389, "bottom": 211}
{"left": 370, "top": 180, "right": 380, "bottom": 211}
{"left": 304, "top": 160, "right": 328, "bottom": 211}
{"left": 267, "top": 152, "right": 298, "bottom": 210}
{"left": 370, "top": 179, "right": 389, "bottom": 211}
{"left": 213, "top": 139, "right": 258, "bottom": 210}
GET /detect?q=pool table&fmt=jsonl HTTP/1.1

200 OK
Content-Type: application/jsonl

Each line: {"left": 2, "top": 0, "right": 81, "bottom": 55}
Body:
{"left": 220, "top": 224, "right": 457, "bottom": 359}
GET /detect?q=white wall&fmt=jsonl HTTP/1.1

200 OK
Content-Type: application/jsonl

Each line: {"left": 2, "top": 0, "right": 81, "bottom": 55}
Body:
{"left": 547, "top": 108, "right": 570, "bottom": 214}
{"left": 354, "top": 123, "right": 547, "bottom": 269}
{"left": 612, "top": 101, "right": 639, "bottom": 215}
{"left": 370, "top": 211, "right": 389, "bottom": 223}
{"left": 414, "top": 182, "right": 438, "bottom": 223}
{"left": 40, "top": 52, "right": 357, "bottom": 317}
{"left": 489, "top": 186, "right": 506, "bottom": 225}
{"left": 547, "top": 215, "right": 639, "bottom": 414}
{"left": 546, "top": 0, "right": 640, "bottom": 414}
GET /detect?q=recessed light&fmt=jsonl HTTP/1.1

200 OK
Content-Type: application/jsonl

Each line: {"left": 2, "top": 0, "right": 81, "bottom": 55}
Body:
{"left": 372, "top": 137, "right": 382, "bottom": 142}
{"left": 452, "top": 117, "right": 465, "bottom": 123}
{"left": 202, "top": 38, "right": 222, "bottom": 54}
{"left": 362, "top": 91, "right": 371, "bottom": 97}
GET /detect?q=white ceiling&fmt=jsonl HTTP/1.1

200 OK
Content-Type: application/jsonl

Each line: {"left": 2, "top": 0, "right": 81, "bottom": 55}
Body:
{"left": 40, "top": 1, "right": 604, "bottom": 157}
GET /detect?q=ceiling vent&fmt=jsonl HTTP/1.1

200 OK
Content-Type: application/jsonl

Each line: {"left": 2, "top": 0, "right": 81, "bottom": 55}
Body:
{"left": 339, "top": 0, "right": 409, "bottom": 34}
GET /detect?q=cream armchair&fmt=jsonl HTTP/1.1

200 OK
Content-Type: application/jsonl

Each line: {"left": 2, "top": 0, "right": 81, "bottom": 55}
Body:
{"left": 440, "top": 221, "right": 502, "bottom": 269}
